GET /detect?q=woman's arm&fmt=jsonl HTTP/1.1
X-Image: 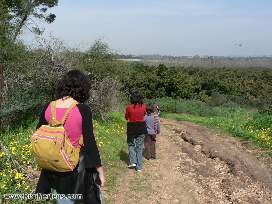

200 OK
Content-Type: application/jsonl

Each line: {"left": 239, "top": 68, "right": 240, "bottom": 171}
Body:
{"left": 78, "top": 104, "right": 105, "bottom": 186}
{"left": 125, "top": 106, "right": 129, "bottom": 120}
{"left": 96, "top": 166, "right": 106, "bottom": 187}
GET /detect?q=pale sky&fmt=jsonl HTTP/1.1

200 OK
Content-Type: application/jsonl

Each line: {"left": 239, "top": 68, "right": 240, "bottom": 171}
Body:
{"left": 22, "top": 0, "right": 272, "bottom": 56}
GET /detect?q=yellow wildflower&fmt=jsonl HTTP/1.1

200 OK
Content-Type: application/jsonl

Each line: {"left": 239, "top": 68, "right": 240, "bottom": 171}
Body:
{"left": 14, "top": 172, "right": 24, "bottom": 180}
{"left": 0, "top": 151, "right": 5, "bottom": 158}
{"left": 11, "top": 147, "right": 16, "bottom": 154}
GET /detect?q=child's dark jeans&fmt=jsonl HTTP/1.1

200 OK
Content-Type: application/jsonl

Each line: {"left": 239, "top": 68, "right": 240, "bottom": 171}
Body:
{"left": 144, "top": 134, "right": 156, "bottom": 159}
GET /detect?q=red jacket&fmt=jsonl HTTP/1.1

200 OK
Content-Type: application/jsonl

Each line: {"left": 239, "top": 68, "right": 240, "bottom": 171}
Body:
{"left": 125, "top": 104, "right": 147, "bottom": 122}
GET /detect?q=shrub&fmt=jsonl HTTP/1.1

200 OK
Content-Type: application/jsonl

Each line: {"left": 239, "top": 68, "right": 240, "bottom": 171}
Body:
{"left": 87, "top": 75, "right": 121, "bottom": 118}
{"left": 1, "top": 38, "right": 123, "bottom": 129}
{"left": 207, "top": 92, "right": 228, "bottom": 106}
{"left": 1, "top": 38, "right": 69, "bottom": 129}
{"left": 245, "top": 113, "right": 272, "bottom": 130}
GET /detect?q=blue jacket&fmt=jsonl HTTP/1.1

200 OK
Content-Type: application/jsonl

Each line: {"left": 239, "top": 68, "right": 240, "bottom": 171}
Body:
{"left": 144, "top": 113, "right": 160, "bottom": 135}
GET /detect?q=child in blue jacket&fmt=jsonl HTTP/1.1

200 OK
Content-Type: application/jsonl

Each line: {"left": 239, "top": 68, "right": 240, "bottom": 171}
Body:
{"left": 144, "top": 105, "right": 160, "bottom": 159}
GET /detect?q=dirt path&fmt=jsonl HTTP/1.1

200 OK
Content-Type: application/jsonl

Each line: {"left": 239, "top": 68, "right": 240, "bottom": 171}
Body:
{"left": 111, "top": 119, "right": 272, "bottom": 204}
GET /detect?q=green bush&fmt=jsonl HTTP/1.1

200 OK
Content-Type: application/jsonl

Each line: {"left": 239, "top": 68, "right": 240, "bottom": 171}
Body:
{"left": 1, "top": 39, "right": 124, "bottom": 129}
{"left": 245, "top": 113, "right": 272, "bottom": 130}
{"left": 125, "top": 65, "right": 272, "bottom": 110}
{"left": 146, "top": 97, "right": 242, "bottom": 117}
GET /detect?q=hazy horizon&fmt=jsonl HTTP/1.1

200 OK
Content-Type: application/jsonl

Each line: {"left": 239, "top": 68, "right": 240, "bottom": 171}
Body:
{"left": 21, "top": 0, "right": 272, "bottom": 57}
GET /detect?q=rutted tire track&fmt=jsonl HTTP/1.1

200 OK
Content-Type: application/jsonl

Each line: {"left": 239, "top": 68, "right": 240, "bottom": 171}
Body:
{"left": 164, "top": 119, "right": 272, "bottom": 204}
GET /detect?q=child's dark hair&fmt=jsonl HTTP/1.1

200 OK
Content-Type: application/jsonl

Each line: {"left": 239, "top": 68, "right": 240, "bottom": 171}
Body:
{"left": 130, "top": 91, "right": 143, "bottom": 105}
{"left": 55, "top": 69, "right": 90, "bottom": 103}
{"left": 146, "top": 105, "right": 154, "bottom": 115}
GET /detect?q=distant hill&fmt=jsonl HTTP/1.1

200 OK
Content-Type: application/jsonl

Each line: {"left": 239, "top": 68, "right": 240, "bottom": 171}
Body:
{"left": 115, "top": 54, "right": 272, "bottom": 68}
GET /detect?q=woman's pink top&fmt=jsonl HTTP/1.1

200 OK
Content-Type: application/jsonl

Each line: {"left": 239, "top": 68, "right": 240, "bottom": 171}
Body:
{"left": 45, "top": 104, "right": 82, "bottom": 146}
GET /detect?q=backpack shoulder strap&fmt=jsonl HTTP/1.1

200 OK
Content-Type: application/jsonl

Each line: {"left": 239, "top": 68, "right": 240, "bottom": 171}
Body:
{"left": 60, "top": 100, "right": 79, "bottom": 124}
{"left": 49, "top": 101, "right": 60, "bottom": 126}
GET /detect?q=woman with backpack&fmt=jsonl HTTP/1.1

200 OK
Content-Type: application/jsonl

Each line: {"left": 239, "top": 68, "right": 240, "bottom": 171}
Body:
{"left": 34, "top": 70, "right": 105, "bottom": 204}
{"left": 125, "top": 91, "right": 147, "bottom": 172}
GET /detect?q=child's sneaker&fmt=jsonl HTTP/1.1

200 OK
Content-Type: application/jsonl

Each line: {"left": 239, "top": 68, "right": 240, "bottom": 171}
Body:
{"left": 136, "top": 169, "right": 142, "bottom": 173}
{"left": 128, "top": 163, "right": 136, "bottom": 169}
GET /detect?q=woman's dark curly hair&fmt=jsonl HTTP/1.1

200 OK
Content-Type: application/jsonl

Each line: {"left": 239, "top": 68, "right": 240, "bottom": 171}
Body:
{"left": 130, "top": 91, "right": 143, "bottom": 105}
{"left": 55, "top": 69, "right": 90, "bottom": 103}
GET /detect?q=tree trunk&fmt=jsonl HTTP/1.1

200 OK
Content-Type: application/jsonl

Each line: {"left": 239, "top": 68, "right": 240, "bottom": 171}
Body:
{"left": 12, "top": 0, "right": 33, "bottom": 41}
{"left": 0, "top": 64, "right": 3, "bottom": 106}
{"left": 12, "top": 13, "right": 29, "bottom": 41}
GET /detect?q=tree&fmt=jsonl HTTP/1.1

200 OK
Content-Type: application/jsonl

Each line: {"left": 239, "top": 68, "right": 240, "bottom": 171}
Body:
{"left": 86, "top": 40, "right": 113, "bottom": 65}
{"left": 4, "top": 0, "right": 58, "bottom": 41}
{"left": 0, "top": 0, "right": 58, "bottom": 108}
{"left": 83, "top": 40, "right": 117, "bottom": 77}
